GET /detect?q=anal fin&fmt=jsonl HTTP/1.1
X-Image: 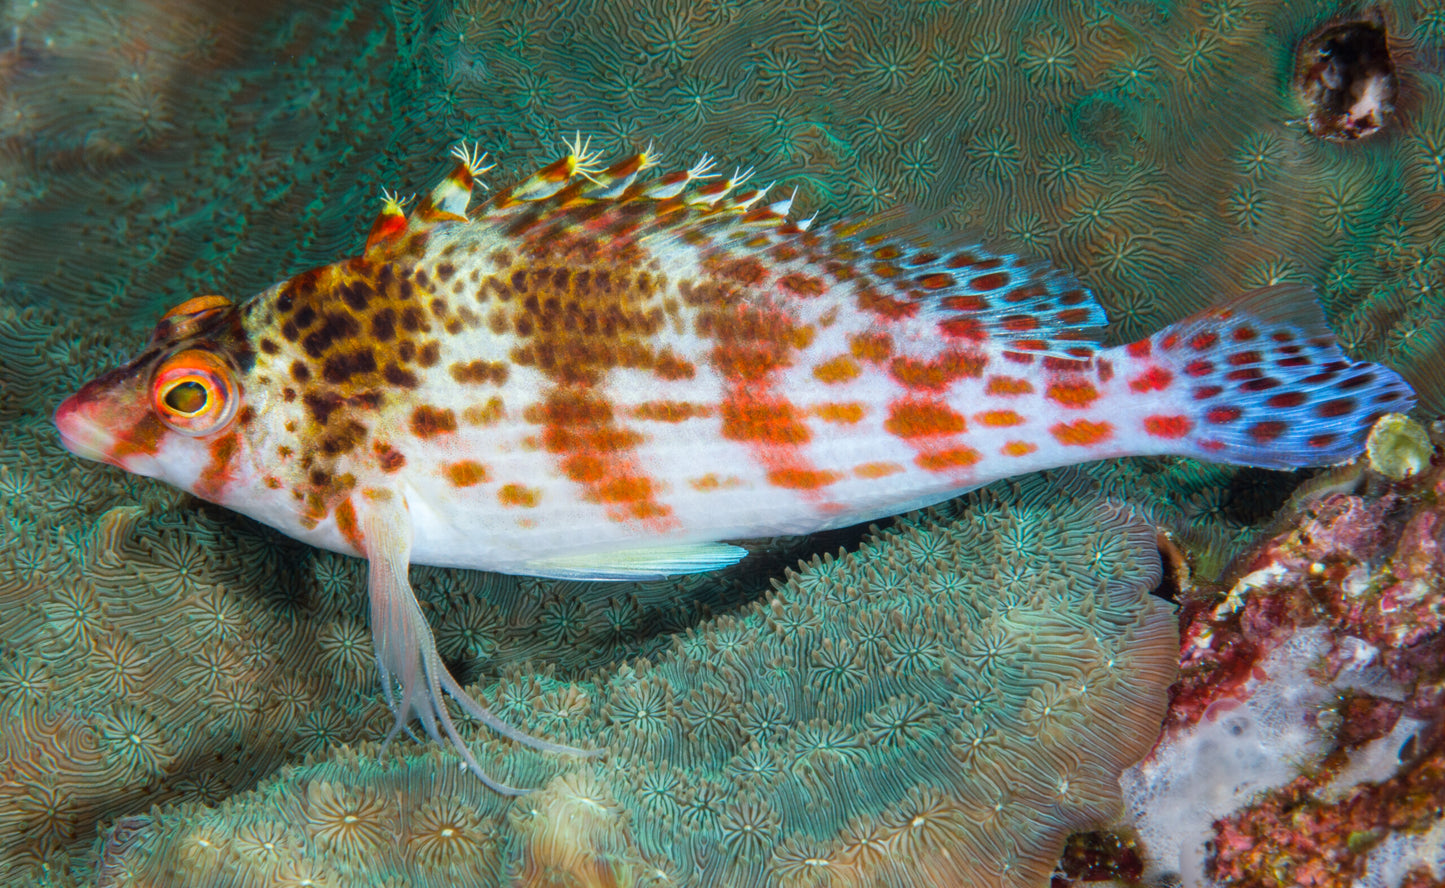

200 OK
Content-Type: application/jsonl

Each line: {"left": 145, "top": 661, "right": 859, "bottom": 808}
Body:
{"left": 524, "top": 542, "right": 748, "bottom": 581}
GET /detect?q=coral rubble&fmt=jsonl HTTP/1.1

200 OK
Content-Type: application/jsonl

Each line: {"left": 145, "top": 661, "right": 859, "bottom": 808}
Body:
{"left": 1109, "top": 421, "right": 1445, "bottom": 887}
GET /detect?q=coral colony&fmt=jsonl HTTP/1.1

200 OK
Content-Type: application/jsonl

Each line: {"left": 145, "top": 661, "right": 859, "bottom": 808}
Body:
{"left": 1, "top": 1, "right": 1444, "bottom": 886}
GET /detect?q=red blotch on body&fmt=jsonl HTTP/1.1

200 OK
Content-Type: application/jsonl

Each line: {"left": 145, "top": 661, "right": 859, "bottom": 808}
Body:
{"left": 1129, "top": 366, "right": 1173, "bottom": 393}
{"left": 986, "top": 376, "right": 1034, "bottom": 396}
{"left": 885, "top": 400, "right": 968, "bottom": 438}
{"left": 889, "top": 351, "right": 986, "bottom": 391}
{"left": 1143, "top": 415, "right": 1193, "bottom": 438}
{"left": 195, "top": 431, "right": 240, "bottom": 500}
{"left": 1126, "top": 339, "right": 1151, "bottom": 358}
{"left": 1206, "top": 406, "right": 1242, "bottom": 424}
{"left": 767, "top": 467, "right": 843, "bottom": 489}
{"left": 334, "top": 499, "right": 364, "bottom": 553}
{"left": 779, "top": 272, "right": 826, "bottom": 297}
{"left": 1188, "top": 331, "right": 1219, "bottom": 350}
{"left": 722, "top": 397, "right": 811, "bottom": 445}
{"left": 939, "top": 316, "right": 987, "bottom": 341}
{"left": 916, "top": 447, "right": 981, "bottom": 471}
{"left": 1051, "top": 419, "right": 1114, "bottom": 447}
{"left": 1001, "top": 440, "right": 1037, "bottom": 457}
{"left": 1045, "top": 378, "right": 1100, "bottom": 408}
{"left": 857, "top": 288, "right": 918, "bottom": 320}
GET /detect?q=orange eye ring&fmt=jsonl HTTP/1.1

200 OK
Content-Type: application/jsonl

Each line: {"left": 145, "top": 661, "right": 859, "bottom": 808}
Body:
{"left": 151, "top": 349, "right": 240, "bottom": 436}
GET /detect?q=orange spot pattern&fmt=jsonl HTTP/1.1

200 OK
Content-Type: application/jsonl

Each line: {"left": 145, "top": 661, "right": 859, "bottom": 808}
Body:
{"left": 812, "top": 402, "right": 866, "bottom": 424}
{"left": 849, "top": 331, "right": 893, "bottom": 363}
{"left": 885, "top": 400, "right": 968, "bottom": 439}
{"left": 767, "top": 467, "right": 843, "bottom": 489}
{"left": 976, "top": 410, "right": 1024, "bottom": 427}
{"left": 915, "top": 447, "right": 981, "bottom": 472}
{"left": 853, "top": 461, "right": 904, "bottom": 479}
{"left": 1050, "top": 419, "right": 1114, "bottom": 447}
{"left": 631, "top": 401, "right": 713, "bottom": 422}
{"left": 812, "top": 355, "right": 862, "bottom": 384}
{"left": 1001, "top": 441, "right": 1037, "bottom": 457}
{"left": 498, "top": 483, "right": 541, "bottom": 508}
{"left": 889, "top": 351, "right": 987, "bottom": 391}
{"left": 445, "top": 460, "right": 490, "bottom": 487}
{"left": 1045, "top": 378, "right": 1100, "bottom": 408}
{"left": 986, "top": 376, "right": 1033, "bottom": 396}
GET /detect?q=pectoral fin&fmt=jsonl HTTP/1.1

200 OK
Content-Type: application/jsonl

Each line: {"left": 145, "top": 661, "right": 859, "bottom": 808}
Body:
{"left": 355, "top": 493, "right": 593, "bottom": 794}
{"left": 524, "top": 542, "right": 749, "bottom": 581}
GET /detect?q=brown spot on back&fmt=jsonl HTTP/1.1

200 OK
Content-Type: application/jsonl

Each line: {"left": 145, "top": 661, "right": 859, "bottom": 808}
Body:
{"left": 410, "top": 405, "right": 457, "bottom": 438}
{"left": 450, "top": 360, "right": 509, "bottom": 385}
{"left": 464, "top": 397, "right": 506, "bottom": 425}
{"left": 631, "top": 401, "right": 713, "bottom": 422}
{"left": 373, "top": 441, "right": 406, "bottom": 472}
{"left": 322, "top": 348, "right": 377, "bottom": 384}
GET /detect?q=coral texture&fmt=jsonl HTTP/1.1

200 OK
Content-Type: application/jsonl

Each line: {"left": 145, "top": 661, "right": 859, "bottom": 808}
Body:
{"left": 86, "top": 477, "right": 1178, "bottom": 887}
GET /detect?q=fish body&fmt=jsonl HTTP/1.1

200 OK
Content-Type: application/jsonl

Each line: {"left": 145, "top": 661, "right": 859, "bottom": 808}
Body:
{"left": 55, "top": 142, "right": 1416, "bottom": 788}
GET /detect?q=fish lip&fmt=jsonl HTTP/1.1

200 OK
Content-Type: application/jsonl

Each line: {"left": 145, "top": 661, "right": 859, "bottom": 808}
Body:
{"left": 53, "top": 395, "right": 115, "bottom": 464}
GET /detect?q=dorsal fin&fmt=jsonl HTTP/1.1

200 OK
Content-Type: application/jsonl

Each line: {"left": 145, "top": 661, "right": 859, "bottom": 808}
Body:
{"left": 394, "top": 140, "right": 1107, "bottom": 357}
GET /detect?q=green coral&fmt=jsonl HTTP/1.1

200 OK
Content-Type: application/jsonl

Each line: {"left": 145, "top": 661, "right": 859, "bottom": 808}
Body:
{"left": 89, "top": 478, "right": 1177, "bottom": 888}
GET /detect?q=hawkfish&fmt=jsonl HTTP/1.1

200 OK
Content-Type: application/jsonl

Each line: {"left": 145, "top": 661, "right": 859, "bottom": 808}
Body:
{"left": 55, "top": 139, "right": 1416, "bottom": 792}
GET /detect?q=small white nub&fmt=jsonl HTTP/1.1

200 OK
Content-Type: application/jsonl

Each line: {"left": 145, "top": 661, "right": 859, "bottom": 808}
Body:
{"left": 449, "top": 142, "right": 495, "bottom": 178}
{"left": 768, "top": 186, "right": 798, "bottom": 216}
{"left": 686, "top": 153, "right": 719, "bottom": 180}
{"left": 798, "top": 211, "right": 819, "bottom": 230}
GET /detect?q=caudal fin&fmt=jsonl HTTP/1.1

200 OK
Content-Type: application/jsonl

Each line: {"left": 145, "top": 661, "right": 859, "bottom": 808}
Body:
{"left": 1128, "top": 285, "right": 1415, "bottom": 469}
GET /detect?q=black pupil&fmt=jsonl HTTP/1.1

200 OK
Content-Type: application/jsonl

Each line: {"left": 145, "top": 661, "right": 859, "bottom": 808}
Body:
{"left": 164, "top": 380, "right": 209, "bottom": 414}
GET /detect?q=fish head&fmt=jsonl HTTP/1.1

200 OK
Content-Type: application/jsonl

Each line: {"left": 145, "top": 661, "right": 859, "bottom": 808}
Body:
{"left": 55, "top": 295, "right": 258, "bottom": 497}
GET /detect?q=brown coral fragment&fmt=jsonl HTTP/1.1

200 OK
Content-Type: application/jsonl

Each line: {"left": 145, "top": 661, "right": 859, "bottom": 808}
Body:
{"left": 1296, "top": 12, "right": 1397, "bottom": 141}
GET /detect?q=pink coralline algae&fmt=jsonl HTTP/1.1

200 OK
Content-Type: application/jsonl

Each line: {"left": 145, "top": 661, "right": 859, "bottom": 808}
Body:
{"left": 1113, "top": 422, "right": 1445, "bottom": 887}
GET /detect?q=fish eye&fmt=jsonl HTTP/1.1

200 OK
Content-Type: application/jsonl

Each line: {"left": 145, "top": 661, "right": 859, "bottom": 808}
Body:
{"left": 151, "top": 349, "right": 240, "bottom": 435}
{"left": 162, "top": 380, "right": 210, "bottom": 416}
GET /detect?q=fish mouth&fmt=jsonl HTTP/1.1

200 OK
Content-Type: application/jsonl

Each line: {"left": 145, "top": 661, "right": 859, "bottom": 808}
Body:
{"left": 54, "top": 394, "right": 118, "bottom": 465}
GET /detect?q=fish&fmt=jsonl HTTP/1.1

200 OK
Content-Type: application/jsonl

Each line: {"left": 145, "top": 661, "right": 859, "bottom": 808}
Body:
{"left": 54, "top": 138, "right": 1417, "bottom": 791}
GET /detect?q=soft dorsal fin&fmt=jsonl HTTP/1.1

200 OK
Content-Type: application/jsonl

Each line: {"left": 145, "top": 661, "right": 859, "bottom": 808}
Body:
{"left": 806, "top": 209, "right": 1108, "bottom": 358}
{"left": 523, "top": 542, "right": 748, "bottom": 581}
